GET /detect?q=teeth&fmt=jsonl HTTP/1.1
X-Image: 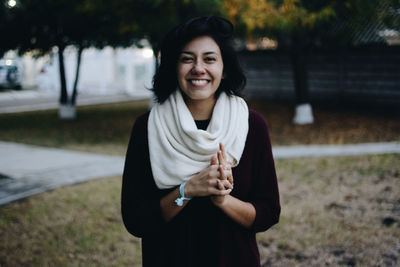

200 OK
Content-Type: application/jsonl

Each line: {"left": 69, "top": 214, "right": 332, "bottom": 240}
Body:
{"left": 191, "top": 80, "right": 208, "bottom": 85}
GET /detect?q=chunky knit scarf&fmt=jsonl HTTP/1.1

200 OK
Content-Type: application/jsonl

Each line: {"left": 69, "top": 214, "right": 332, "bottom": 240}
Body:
{"left": 148, "top": 89, "right": 249, "bottom": 189}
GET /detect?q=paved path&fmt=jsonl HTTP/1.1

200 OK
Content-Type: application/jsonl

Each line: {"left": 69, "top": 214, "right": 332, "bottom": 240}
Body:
{"left": 0, "top": 140, "right": 399, "bottom": 206}
{"left": 0, "top": 141, "right": 124, "bottom": 206}
{"left": 272, "top": 142, "right": 400, "bottom": 158}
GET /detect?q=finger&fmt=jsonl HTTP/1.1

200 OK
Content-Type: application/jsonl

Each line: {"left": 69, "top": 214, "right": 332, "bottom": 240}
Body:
{"left": 209, "top": 187, "right": 232, "bottom": 196}
{"left": 209, "top": 165, "right": 219, "bottom": 171}
{"left": 219, "top": 143, "right": 226, "bottom": 160}
{"left": 216, "top": 179, "right": 225, "bottom": 190}
{"left": 221, "top": 179, "right": 233, "bottom": 190}
{"left": 217, "top": 188, "right": 232, "bottom": 196}
{"left": 223, "top": 169, "right": 233, "bottom": 185}
{"left": 217, "top": 151, "right": 225, "bottom": 166}
{"left": 207, "top": 167, "right": 221, "bottom": 182}
{"left": 227, "top": 174, "right": 234, "bottom": 185}
{"left": 210, "top": 155, "right": 217, "bottom": 166}
{"left": 221, "top": 167, "right": 232, "bottom": 179}
{"left": 212, "top": 169, "right": 221, "bottom": 179}
{"left": 222, "top": 164, "right": 231, "bottom": 172}
{"left": 219, "top": 165, "right": 227, "bottom": 180}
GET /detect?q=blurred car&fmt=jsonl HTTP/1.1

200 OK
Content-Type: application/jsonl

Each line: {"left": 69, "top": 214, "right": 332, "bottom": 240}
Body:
{"left": 0, "top": 59, "right": 22, "bottom": 90}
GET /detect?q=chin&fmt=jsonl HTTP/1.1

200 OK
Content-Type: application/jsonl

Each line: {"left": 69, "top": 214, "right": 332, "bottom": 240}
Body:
{"left": 185, "top": 90, "right": 215, "bottom": 101}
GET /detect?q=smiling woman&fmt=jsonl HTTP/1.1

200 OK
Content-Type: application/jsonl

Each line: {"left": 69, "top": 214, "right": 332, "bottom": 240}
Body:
{"left": 121, "top": 16, "right": 280, "bottom": 267}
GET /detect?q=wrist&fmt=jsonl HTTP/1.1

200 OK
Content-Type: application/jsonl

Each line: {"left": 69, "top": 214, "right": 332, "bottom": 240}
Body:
{"left": 213, "top": 195, "right": 230, "bottom": 208}
{"left": 184, "top": 179, "right": 191, "bottom": 198}
{"left": 175, "top": 181, "right": 191, "bottom": 206}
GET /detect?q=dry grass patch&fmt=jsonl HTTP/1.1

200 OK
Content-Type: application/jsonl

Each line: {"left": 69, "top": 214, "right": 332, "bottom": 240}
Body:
{"left": 0, "top": 99, "right": 150, "bottom": 155}
{"left": 0, "top": 154, "right": 398, "bottom": 266}
{"left": 0, "top": 176, "right": 142, "bottom": 267}
{"left": 258, "top": 154, "right": 400, "bottom": 266}
{"left": 249, "top": 100, "right": 400, "bottom": 145}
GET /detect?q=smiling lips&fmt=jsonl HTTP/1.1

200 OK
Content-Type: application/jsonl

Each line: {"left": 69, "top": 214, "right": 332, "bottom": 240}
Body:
{"left": 189, "top": 79, "right": 210, "bottom": 86}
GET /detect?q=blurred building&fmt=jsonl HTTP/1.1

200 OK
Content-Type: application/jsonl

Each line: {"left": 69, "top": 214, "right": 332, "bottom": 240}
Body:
{"left": 4, "top": 46, "right": 155, "bottom": 98}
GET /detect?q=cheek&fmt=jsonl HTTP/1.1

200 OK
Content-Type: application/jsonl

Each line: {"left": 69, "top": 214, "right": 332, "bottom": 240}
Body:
{"left": 214, "top": 65, "right": 224, "bottom": 80}
{"left": 177, "top": 65, "right": 190, "bottom": 80}
{"left": 216, "top": 62, "right": 224, "bottom": 77}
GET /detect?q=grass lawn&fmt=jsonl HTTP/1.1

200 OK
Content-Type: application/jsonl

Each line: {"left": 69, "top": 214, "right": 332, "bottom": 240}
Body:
{"left": 0, "top": 99, "right": 399, "bottom": 266}
{"left": 1, "top": 154, "right": 398, "bottom": 266}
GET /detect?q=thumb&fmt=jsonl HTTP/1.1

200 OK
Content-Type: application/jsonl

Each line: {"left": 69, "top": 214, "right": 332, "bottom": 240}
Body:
{"left": 210, "top": 155, "right": 217, "bottom": 166}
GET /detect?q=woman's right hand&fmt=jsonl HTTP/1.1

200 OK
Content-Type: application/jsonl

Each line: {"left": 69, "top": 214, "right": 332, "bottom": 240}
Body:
{"left": 184, "top": 156, "right": 233, "bottom": 198}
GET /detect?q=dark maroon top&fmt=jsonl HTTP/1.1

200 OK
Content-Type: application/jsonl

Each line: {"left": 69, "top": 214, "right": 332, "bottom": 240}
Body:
{"left": 121, "top": 109, "right": 280, "bottom": 267}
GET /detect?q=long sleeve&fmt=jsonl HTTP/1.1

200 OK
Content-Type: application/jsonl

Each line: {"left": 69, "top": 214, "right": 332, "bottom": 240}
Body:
{"left": 121, "top": 112, "right": 167, "bottom": 238}
{"left": 248, "top": 110, "right": 281, "bottom": 233}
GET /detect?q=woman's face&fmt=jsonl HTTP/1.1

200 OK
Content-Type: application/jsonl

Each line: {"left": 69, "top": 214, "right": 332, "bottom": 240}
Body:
{"left": 177, "top": 35, "right": 224, "bottom": 103}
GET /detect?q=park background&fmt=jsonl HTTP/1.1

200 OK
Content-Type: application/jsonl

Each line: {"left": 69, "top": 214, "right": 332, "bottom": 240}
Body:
{"left": 1, "top": 0, "right": 400, "bottom": 266}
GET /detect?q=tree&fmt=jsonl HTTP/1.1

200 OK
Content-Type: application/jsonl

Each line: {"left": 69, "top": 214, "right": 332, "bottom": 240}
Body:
{"left": 1, "top": 0, "right": 142, "bottom": 119}
{"left": 2, "top": 0, "right": 225, "bottom": 119}
{"left": 225, "top": 0, "right": 336, "bottom": 124}
{"left": 224, "top": 0, "right": 397, "bottom": 124}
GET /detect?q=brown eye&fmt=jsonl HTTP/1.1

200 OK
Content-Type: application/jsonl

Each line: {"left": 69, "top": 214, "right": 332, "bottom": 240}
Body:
{"left": 180, "top": 57, "right": 193, "bottom": 63}
{"left": 205, "top": 57, "right": 216, "bottom": 62}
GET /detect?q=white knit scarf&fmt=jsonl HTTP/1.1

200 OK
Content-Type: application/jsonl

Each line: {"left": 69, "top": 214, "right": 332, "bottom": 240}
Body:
{"left": 148, "top": 89, "right": 249, "bottom": 189}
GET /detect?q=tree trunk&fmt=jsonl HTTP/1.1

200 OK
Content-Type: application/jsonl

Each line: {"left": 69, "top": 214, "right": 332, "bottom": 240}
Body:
{"left": 57, "top": 44, "right": 77, "bottom": 120}
{"left": 71, "top": 44, "right": 83, "bottom": 105}
{"left": 58, "top": 45, "right": 68, "bottom": 104}
{"left": 290, "top": 35, "right": 314, "bottom": 125}
{"left": 290, "top": 46, "right": 309, "bottom": 105}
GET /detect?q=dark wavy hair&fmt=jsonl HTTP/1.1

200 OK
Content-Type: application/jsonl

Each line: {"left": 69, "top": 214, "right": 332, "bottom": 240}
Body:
{"left": 152, "top": 15, "right": 246, "bottom": 103}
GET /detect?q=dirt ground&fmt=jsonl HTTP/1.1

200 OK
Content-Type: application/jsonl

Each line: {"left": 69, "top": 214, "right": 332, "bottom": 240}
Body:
{"left": 258, "top": 154, "right": 400, "bottom": 266}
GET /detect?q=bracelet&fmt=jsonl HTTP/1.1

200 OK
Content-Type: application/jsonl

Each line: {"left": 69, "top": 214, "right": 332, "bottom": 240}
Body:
{"left": 175, "top": 181, "right": 191, "bottom": 206}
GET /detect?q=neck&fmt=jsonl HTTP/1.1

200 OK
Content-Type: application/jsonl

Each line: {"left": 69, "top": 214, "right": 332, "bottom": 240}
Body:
{"left": 184, "top": 97, "right": 216, "bottom": 120}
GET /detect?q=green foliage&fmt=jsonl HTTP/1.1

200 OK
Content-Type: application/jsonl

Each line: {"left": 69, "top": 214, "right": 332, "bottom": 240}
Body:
{"left": 378, "top": 0, "right": 400, "bottom": 30}
{"left": 1, "top": 0, "right": 145, "bottom": 56}
{"left": 224, "top": 0, "right": 398, "bottom": 47}
{"left": 225, "top": 0, "right": 335, "bottom": 40}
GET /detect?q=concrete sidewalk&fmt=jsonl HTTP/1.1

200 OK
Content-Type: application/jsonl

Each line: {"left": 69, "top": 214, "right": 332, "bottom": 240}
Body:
{"left": 0, "top": 141, "right": 125, "bottom": 206}
{"left": 272, "top": 142, "right": 400, "bottom": 158}
{"left": 1, "top": 140, "right": 399, "bottom": 206}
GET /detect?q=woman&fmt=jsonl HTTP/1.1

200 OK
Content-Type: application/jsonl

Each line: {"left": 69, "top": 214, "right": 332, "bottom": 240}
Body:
{"left": 121, "top": 16, "right": 280, "bottom": 267}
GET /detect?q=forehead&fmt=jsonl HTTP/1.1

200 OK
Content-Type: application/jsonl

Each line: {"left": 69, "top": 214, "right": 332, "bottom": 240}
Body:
{"left": 181, "top": 36, "right": 221, "bottom": 54}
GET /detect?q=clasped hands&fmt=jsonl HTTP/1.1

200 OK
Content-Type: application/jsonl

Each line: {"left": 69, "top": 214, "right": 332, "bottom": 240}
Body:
{"left": 184, "top": 143, "right": 234, "bottom": 206}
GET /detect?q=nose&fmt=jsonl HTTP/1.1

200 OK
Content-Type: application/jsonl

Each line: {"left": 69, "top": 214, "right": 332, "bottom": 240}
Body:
{"left": 191, "top": 61, "right": 206, "bottom": 75}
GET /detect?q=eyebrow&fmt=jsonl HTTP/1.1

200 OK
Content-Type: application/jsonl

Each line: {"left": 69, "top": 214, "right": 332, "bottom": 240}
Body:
{"left": 181, "top": 51, "right": 218, "bottom": 56}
